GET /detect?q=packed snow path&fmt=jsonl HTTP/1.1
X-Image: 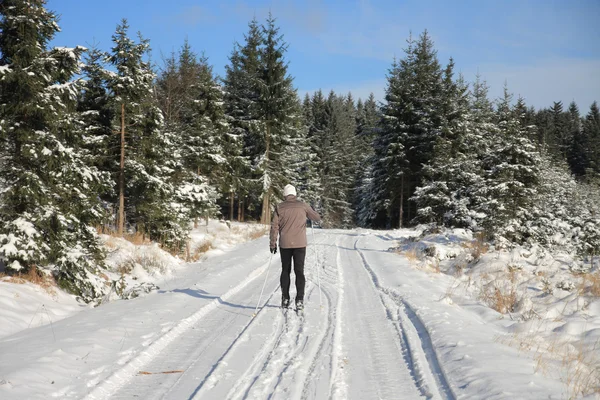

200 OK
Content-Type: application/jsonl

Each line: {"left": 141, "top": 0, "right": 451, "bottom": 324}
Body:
{"left": 0, "top": 229, "right": 565, "bottom": 399}
{"left": 102, "top": 231, "right": 439, "bottom": 400}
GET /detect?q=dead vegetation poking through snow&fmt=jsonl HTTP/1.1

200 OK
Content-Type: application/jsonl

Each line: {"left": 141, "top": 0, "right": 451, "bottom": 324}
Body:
{"left": 397, "top": 226, "right": 600, "bottom": 398}
{"left": 0, "top": 268, "right": 57, "bottom": 297}
{"left": 503, "top": 332, "right": 600, "bottom": 399}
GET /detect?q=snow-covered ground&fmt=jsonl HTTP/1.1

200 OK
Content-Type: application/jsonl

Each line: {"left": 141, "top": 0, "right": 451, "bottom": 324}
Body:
{"left": 0, "top": 220, "right": 266, "bottom": 340}
{"left": 0, "top": 226, "right": 598, "bottom": 399}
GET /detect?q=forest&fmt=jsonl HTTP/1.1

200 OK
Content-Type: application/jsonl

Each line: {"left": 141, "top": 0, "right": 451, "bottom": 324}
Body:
{"left": 0, "top": 1, "right": 598, "bottom": 301}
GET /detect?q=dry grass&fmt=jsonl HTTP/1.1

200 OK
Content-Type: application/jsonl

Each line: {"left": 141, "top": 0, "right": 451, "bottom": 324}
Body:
{"left": 461, "top": 232, "right": 489, "bottom": 262}
{"left": 479, "top": 283, "right": 518, "bottom": 314}
{"left": 247, "top": 227, "right": 268, "bottom": 241}
{"left": 102, "top": 231, "right": 149, "bottom": 248}
{"left": 0, "top": 268, "right": 57, "bottom": 296}
{"left": 115, "top": 253, "right": 169, "bottom": 275}
{"left": 578, "top": 271, "right": 600, "bottom": 297}
{"left": 501, "top": 333, "right": 600, "bottom": 399}
{"left": 562, "top": 341, "right": 600, "bottom": 399}
{"left": 231, "top": 225, "right": 268, "bottom": 241}
{"left": 187, "top": 240, "right": 214, "bottom": 262}
{"left": 403, "top": 247, "right": 419, "bottom": 264}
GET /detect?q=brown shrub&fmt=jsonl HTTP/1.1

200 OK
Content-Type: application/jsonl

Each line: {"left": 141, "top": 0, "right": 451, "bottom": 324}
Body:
{"left": 403, "top": 247, "right": 419, "bottom": 264}
{"left": 461, "top": 232, "right": 489, "bottom": 261}
{"left": 0, "top": 268, "right": 56, "bottom": 296}
{"left": 579, "top": 271, "right": 600, "bottom": 297}
{"left": 188, "top": 240, "right": 213, "bottom": 262}
{"left": 479, "top": 283, "right": 518, "bottom": 314}
{"left": 247, "top": 228, "right": 268, "bottom": 241}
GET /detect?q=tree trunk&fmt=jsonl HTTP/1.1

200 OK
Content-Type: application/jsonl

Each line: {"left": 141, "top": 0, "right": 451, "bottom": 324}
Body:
{"left": 241, "top": 198, "right": 245, "bottom": 222}
{"left": 261, "top": 124, "right": 271, "bottom": 225}
{"left": 261, "top": 189, "right": 271, "bottom": 226}
{"left": 399, "top": 174, "right": 404, "bottom": 228}
{"left": 118, "top": 103, "right": 125, "bottom": 236}
{"left": 229, "top": 191, "right": 234, "bottom": 221}
{"left": 238, "top": 196, "right": 243, "bottom": 222}
{"left": 406, "top": 177, "right": 412, "bottom": 224}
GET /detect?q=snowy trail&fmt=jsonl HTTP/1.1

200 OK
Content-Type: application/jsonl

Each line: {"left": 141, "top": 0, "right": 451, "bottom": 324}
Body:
{"left": 0, "top": 228, "right": 568, "bottom": 400}
{"left": 336, "top": 234, "right": 423, "bottom": 399}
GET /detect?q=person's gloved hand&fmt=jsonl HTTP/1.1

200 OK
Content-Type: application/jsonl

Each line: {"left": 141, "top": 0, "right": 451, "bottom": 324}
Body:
{"left": 270, "top": 247, "right": 277, "bottom": 254}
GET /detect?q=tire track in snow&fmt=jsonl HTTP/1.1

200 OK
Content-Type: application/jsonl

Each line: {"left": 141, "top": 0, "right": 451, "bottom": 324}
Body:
{"left": 83, "top": 255, "right": 276, "bottom": 400}
{"left": 353, "top": 237, "right": 456, "bottom": 400}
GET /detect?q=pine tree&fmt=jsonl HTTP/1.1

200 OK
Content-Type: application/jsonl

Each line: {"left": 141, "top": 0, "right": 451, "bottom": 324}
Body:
{"left": 297, "top": 93, "right": 321, "bottom": 205}
{"left": 480, "top": 86, "right": 542, "bottom": 244}
{"left": 354, "top": 93, "right": 380, "bottom": 223}
{"left": 77, "top": 45, "right": 116, "bottom": 231}
{"left": 0, "top": 0, "right": 110, "bottom": 301}
{"left": 155, "top": 42, "right": 222, "bottom": 225}
{"left": 566, "top": 102, "right": 587, "bottom": 176}
{"left": 255, "top": 14, "right": 299, "bottom": 224}
{"left": 412, "top": 65, "right": 477, "bottom": 228}
{"left": 106, "top": 20, "right": 188, "bottom": 248}
{"left": 582, "top": 102, "right": 600, "bottom": 176}
{"left": 320, "top": 93, "right": 358, "bottom": 227}
{"left": 368, "top": 31, "right": 445, "bottom": 228}
{"left": 223, "top": 19, "right": 262, "bottom": 220}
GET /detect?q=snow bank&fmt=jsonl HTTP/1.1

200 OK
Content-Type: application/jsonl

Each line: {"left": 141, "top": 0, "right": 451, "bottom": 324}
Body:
{"left": 0, "top": 220, "right": 268, "bottom": 340}
{"left": 387, "top": 226, "right": 600, "bottom": 398}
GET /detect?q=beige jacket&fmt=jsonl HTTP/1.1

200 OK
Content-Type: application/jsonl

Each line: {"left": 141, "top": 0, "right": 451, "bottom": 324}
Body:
{"left": 270, "top": 196, "right": 321, "bottom": 249}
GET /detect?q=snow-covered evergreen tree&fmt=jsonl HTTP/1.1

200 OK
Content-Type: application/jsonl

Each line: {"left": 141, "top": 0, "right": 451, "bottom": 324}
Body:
{"left": 319, "top": 93, "right": 358, "bottom": 227}
{"left": 412, "top": 63, "right": 477, "bottom": 228}
{"left": 566, "top": 102, "right": 587, "bottom": 177}
{"left": 354, "top": 93, "right": 380, "bottom": 223}
{"left": 106, "top": 20, "right": 190, "bottom": 249}
{"left": 582, "top": 102, "right": 600, "bottom": 177}
{"left": 479, "top": 88, "right": 542, "bottom": 245}
{"left": 254, "top": 14, "right": 300, "bottom": 224}
{"left": 223, "top": 19, "right": 263, "bottom": 220}
{"left": 0, "top": 0, "right": 110, "bottom": 301}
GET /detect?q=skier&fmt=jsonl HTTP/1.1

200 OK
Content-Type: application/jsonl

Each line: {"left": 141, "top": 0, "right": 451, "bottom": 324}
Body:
{"left": 270, "top": 184, "right": 321, "bottom": 312}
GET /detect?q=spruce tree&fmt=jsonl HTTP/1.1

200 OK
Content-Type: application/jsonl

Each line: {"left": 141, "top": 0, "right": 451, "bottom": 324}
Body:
{"left": 368, "top": 31, "right": 445, "bottom": 228}
{"left": 320, "top": 94, "right": 358, "bottom": 227}
{"left": 78, "top": 45, "right": 114, "bottom": 175}
{"left": 255, "top": 14, "right": 299, "bottom": 224}
{"left": 566, "top": 102, "right": 587, "bottom": 176}
{"left": 0, "top": 0, "right": 110, "bottom": 301}
{"left": 223, "top": 19, "right": 262, "bottom": 220}
{"left": 582, "top": 102, "right": 600, "bottom": 176}
{"left": 412, "top": 67, "right": 477, "bottom": 228}
{"left": 106, "top": 20, "right": 188, "bottom": 248}
{"left": 480, "top": 87, "right": 542, "bottom": 244}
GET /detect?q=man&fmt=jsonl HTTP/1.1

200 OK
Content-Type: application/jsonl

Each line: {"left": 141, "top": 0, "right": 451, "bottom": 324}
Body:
{"left": 270, "top": 184, "right": 321, "bottom": 311}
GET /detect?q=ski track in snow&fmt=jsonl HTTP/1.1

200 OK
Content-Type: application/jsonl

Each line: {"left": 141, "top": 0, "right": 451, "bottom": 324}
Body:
{"left": 1, "top": 228, "right": 574, "bottom": 400}
{"left": 353, "top": 235, "right": 456, "bottom": 400}
{"left": 85, "top": 231, "right": 453, "bottom": 400}
{"left": 84, "top": 256, "right": 276, "bottom": 400}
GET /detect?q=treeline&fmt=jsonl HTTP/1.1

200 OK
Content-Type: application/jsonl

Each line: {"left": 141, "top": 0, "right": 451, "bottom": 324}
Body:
{"left": 0, "top": 1, "right": 598, "bottom": 301}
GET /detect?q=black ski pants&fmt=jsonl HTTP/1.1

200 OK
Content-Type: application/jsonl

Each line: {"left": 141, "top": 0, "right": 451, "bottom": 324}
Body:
{"left": 280, "top": 247, "right": 306, "bottom": 302}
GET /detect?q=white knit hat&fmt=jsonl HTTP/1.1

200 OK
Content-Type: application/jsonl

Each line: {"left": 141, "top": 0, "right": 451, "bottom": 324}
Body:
{"left": 283, "top": 184, "right": 297, "bottom": 197}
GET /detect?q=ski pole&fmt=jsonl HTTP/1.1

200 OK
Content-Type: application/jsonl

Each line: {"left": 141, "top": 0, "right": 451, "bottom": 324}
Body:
{"left": 253, "top": 251, "right": 274, "bottom": 318}
{"left": 311, "top": 221, "right": 322, "bottom": 308}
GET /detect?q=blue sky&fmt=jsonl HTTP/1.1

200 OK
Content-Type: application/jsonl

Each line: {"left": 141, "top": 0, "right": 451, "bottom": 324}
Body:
{"left": 47, "top": 0, "right": 599, "bottom": 110}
